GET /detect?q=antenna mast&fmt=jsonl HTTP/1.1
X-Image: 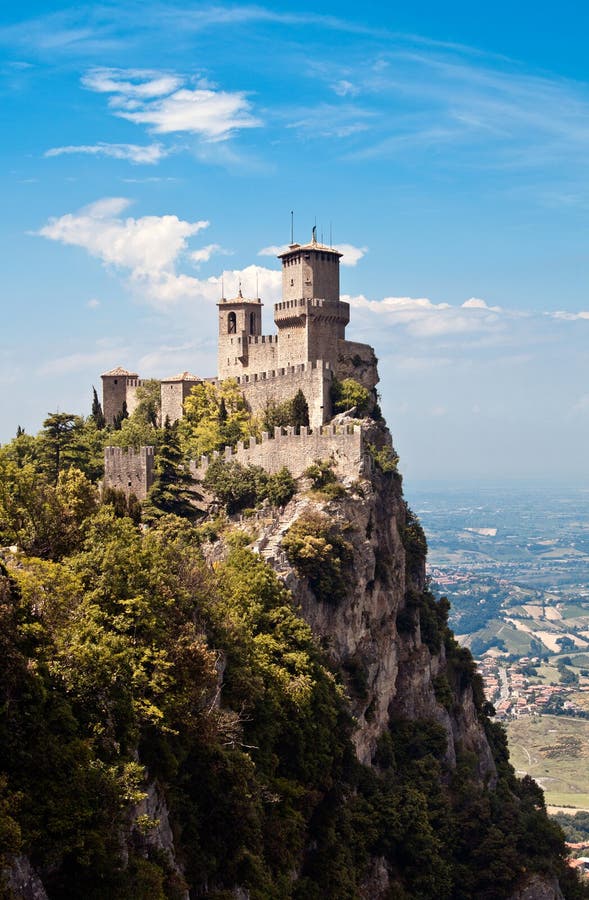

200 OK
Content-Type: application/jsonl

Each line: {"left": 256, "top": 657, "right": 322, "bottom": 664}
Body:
{"left": 290, "top": 210, "right": 294, "bottom": 244}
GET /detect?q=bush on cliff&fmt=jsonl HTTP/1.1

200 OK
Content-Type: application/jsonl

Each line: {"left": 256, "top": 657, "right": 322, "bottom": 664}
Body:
{"left": 282, "top": 511, "right": 353, "bottom": 603}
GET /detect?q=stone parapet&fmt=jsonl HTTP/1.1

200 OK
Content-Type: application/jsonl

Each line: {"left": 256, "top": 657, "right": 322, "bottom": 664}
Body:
{"left": 104, "top": 445, "right": 155, "bottom": 499}
{"left": 189, "top": 423, "right": 368, "bottom": 481}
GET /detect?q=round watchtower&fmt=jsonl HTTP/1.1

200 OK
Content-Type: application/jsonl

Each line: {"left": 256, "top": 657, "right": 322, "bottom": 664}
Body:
{"left": 217, "top": 287, "right": 263, "bottom": 380}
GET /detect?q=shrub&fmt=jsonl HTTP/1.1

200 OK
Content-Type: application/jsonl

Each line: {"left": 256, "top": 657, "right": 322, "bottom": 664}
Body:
{"left": 265, "top": 467, "right": 296, "bottom": 506}
{"left": 282, "top": 512, "right": 353, "bottom": 603}
{"left": 331, "top": 378, "right": 371, "bottom": 415}
{"left": 203, "top": 459, "right": 268, "bottom": 514}
{"left": 203, "top": 460, "right": 296, "bottom": 513}
{"left": 304, "top": 459, "right": 344, "bottom": 498}
{"left": 367, "top": 443, "right": 399, "bottom": 474}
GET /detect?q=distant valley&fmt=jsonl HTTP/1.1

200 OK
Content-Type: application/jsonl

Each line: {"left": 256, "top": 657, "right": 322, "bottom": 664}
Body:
{"left": 410, "top": 483, "right": 589, "bottom": 812}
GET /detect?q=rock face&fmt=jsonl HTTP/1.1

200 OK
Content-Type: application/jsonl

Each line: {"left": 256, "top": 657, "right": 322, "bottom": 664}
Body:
{"left": 509, "top": 874, "right": 565, "bottom": 900}
{"left": 2, "top": 856, "right": 49, "bottom": 900}
{"left": 257, "top": 425, "right": 496, "bottom": 780}
{"left": 129, "top": 780, "right": 189, "bottom": 900}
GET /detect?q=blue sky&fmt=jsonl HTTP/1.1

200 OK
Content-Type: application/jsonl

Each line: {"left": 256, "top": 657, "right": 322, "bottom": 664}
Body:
{"left": 1, "top": 0, "right": 589, "bottom": 482}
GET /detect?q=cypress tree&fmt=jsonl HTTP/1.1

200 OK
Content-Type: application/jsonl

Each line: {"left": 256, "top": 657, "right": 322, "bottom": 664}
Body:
{"left": 91, "top": 387, "right": 106, "bottom": 429}
{"left": 291, "top": 389, "right": 309, "bottom": 428}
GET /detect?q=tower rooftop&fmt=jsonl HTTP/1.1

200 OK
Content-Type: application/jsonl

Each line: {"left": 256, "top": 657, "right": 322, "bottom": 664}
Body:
{"left": 277, "top": 240, "right": 342, "bottom": 259}
{"left": 101, "top": 366, "right": 138, "bottom": 377}
{"left": 217, "top": 286, "right": 261, "bottom": 305}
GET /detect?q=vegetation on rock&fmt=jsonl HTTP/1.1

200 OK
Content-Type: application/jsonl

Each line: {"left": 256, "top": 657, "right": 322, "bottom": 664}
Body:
{"left": 0, "top": 410, "right": 586, "bottom": 900}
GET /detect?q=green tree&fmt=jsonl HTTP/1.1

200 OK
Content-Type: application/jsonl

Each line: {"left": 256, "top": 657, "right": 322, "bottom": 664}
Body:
{"left": 39, "top": 412, "right": 79, "bottom": 482}
{"left": 291, "top": 390, "right": 310, "bottom": 427}
{"left": 113, "top": 400, "right": 129, "bottom": 431}
{"left": 145, "top": 419, "right": 197, "bottom": 519}
{"left": 203, "top": 459, "right": 267, "bottom": 514}
{"left": 91, "top": 387, "right": 106, "bottom": 429}
{"left": 331, "top": 378, "right": 371, "bottom": 415}
{"left": 133, "top": 379, "right": 161, "bottom": 428}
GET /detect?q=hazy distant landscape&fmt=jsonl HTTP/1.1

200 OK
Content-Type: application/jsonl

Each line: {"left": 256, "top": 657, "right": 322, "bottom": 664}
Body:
{"left": 408, "top": 482, "right": 589, "bottom": 811}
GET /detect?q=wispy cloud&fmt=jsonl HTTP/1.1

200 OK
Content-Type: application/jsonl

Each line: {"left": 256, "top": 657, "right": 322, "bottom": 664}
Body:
{"left": 45, "top": 142, "right": 168, "bottom": 164}
{"left": 81, "top": 67, "right": 182, "bottom": 98}
{"left": 547, "top": 310, "right": 589, "bottom": 321}
{"left": 83, "top": 66, "right": 261, "bottom": 141}
{"left": 190, "top": 243, "right": 232, "bottom": 265}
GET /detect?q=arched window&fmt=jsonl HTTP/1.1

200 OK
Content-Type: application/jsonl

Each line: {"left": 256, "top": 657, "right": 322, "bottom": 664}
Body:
{"left": 250, "top": 311, "right": 256, "bottom": 334}
{"left": 228, "top": 312, "right": 236, "bottom": 334}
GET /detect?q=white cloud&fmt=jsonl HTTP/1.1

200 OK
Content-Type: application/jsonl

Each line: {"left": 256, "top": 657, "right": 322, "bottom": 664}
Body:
{"left": 346, "top": 293, "right": 503, "bottom": 337}
{"left": 37, "top": 197, "right": 209, "bottom": 279}
{"left": 37, "top": 199, "right": 282, "bottom": 310}
{"left": 336, "top": 243, "right": 367, "bottom": 266}
{"left": 189, "top": 243, "right": 231, "bottom": 265}
{"left": 83, "top": 67, "right": 261, "bottom": 141}
{"left": 548, "top": 310, "right": 589, "bottom": 321}
{"left": 332, "top": 79, "right": 360, "bottom": 97}
{"left": 82, "top": 68, "right": 182, "bottom": 98}
{"left": 118, "top": 87, "right": 260, "bottom": 140}
{"left": 257, "top": 242, "right": 366, "bottom": 266}
{"left": 86, "top": 298, "right": 100, "bottom": 309}
{"left": 462, "top": 297, "right": 502, "bottom": 311}
{"left": 258, "top": 244, "right": 288, "bottom": 257}
{"left": 45, "top": 142, "right": 168, "bottom": 164}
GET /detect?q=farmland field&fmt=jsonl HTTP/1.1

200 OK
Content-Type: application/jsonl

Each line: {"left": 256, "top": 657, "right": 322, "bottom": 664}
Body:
{"left": 506, "top": 716, "right": 589, "bottom": 810}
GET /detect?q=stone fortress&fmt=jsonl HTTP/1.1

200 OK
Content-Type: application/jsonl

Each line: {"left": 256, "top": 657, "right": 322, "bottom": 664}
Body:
{"left": 103, "top": 230, "right": 381, "bottom": 498}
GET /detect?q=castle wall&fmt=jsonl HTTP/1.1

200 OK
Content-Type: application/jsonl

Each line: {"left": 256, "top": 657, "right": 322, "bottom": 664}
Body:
{"left": 190, "top": 424, "right": 367, "bottom": 482}
{"left": 245, "top": 335, "right": 279, "bottom": 372}
{"left": 104, "top": 446, "right": 155, "bottom": 499}
{"left": 104, "top": 426, "right": 369, "bottom": 499}
{"left": 124, "top": 379, "right": 142, "bottom": 418}
{"left": 235, "top": 361, "right": 333, "bottom": 427}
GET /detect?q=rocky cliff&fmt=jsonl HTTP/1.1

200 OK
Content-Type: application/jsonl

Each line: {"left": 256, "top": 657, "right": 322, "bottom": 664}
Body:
{"left": 254, "top": 426, "right": 496, "bottom": 779}
{"left": 1, "top": 413, "right": 584, "bottom": 899}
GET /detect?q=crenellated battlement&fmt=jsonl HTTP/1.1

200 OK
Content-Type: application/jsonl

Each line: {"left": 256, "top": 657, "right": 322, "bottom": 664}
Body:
{"left": 104, "top": 423, "right": 371, "bottom": 499}
{"left": 233, "top": 358, "right": 331, "bottom": 386}
{"left": 104, "top": 445, "right": 155, "bottom": 500}
{"left": 189, "top": 422, "right": 368, "bottom": 481}
{"left": 247, "top": 334, "right": 278, "bottom": 345}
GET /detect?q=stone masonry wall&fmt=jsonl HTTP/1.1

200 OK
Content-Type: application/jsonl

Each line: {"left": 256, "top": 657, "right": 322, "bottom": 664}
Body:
{"left": 245, "top": 335, "right": 279, "bottom": 372}
{"left": 189, "top": 424, "right": 367, "bottom": 482}
{"left": 235, "top": 360, "right": 333, "bottom": 428}
{"left": 104, "top": 446, "right": 155, "bottom": 500}
{"left": 104, "top": 425, "right": 369, "bottom": 498}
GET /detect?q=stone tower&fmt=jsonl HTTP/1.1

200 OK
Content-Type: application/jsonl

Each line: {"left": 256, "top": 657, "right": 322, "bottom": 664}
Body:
{"left": 217, "top": 287, "right": 263, "bottom": 380}
{"left": 101, "top": 367, "right": 138, "bottom": 425}
{"left": 275, "top": 232, "right": 349, "bottom": 370}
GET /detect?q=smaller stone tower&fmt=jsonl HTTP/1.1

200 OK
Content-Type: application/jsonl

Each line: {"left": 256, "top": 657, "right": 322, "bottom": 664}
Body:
{"left": 217, "top": 287, "right": 263, "bottom": 380}
{"left": 101, "top": 367, "right": 138, "bottom": 425}
{"left": 160, "top": 372, "right": 202, "bottom": 423}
